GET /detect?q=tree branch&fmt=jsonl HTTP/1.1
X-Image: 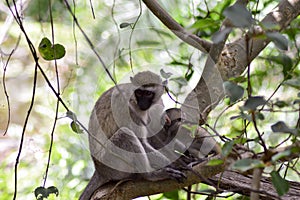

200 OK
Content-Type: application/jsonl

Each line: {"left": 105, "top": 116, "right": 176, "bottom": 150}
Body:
{"left": 194, "top": 0, "right": 300, "bottom": 120}
{"left": 91, "top": 143, "right": 300, "bottom": 199}
{"left": 90, "top": 0, "right": 300, "bottom": 199}
{"left": 91, "top": 155, "right": 225, "bottom": 200}
{"left": 142, "top": 0, "right": 212, "bottom": 53}
{"left": 208, "top": 171, "right": 300, "bottom": 200}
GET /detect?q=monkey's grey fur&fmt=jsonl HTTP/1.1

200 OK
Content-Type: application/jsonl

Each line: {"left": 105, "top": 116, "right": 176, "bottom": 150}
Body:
{"left": 148, "top": 108, "right": 221, "bottom": 166}
{"left": 80, "top": 71, "right": 185, "bottom": 200}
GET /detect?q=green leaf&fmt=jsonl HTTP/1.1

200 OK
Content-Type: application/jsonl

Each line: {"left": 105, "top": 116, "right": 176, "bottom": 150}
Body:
{"left": 266, "top": 32, "right": 288, "bottom": 50}
{"left": 163, "top": 190, "right": 179, "bottom": 199}
{"left": 290, "top": 146, "right": 300, "bottom": 154}
{"left": 274, "top": 100, "right": 288, "bottom": 108}
{"left": 34, "top": 186, "right": 59, "bottom": 200}
{"left": 34, "top": 187, "right": 48, "bottom": 200}
{"left": 271, "top": 150, "right": 291, "bottom": 162}
{"left": 70, "top": 121, "right": 83, "bottom": 134}
{"left": 182, "top": 124, "right": 198, "bottom": 137}
{"left": 207, "top": 159, "right": 224, "bottom": 166}
{"left": 256, "top": 112, "right": 264, "bottom": 120}
{"left": 224, "top": 97, "right": 231, "bottom": 105}
{"left": 294, "top": 99, "right": 300, "bottom": 104}
{"left": 160, "top": 69, "right": 172, "bottom": 79}
{"left": 271, "top": 171, "right": 290, "bottom": 196}
{"left": 38, "top": 37, "right": 66, "bottom": 60}
{"left": 223, "top": 81, "right": 244, "bottom": 103}
{"left": 191, "top": 18, "right": 220, "bottom": 30}
{"left": 212, "top": 27, "right": 232, "bottom": 43}
{"left": 283, "top": 78, "right": 300, "bottom": 89}
{"left": 243, "top": 96, "right": 267, "bottom": 111}
{"left": 222, "top": 140, "right": 234, "bottom": 157}
{"left": 66, "top": 110, "right": 77, "bottom": 120}
{"left": 223, "top": 3, "right": 254, "bottom": 28}
{"left": 229, "top": 75, "right": 247, "bottom": 83}
{"left": 119, "top": 22, "right": 132, "bottom": 28}
{"left": 47, "top": 186, "right": 59, "bottom": 196}
{"left": 231, "top": 112, "right": 254, "bottom": 122}
{"left": 154, "top": 29, "right": 173, "bottom": 38}
{"left": 232, "top": 159, "right": 264, "bottom": 172}
{"left": 234, "top": 137, "right": 248, "bottom": 145}
{"left": 169, "top": 60, "right": 188, "bottom": 66}
{"left": 270, "top": 54, "right": 293, "bottom": 79}
{"left": 184, "top": 65, "right": 194, "bottom": 81}
{"left": 170, "top": 77, "right": 188, "bottom": 86}
{"left": 136, "top": 40, "right": 161, "bottom": 46}
{"left": 271, "top": 121, "right": 297, "bottom": 135}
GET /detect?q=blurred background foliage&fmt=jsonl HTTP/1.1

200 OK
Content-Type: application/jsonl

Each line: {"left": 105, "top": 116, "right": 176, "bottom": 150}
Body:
{"left": 0, "top": 0, "right": 300, "bottom": 199}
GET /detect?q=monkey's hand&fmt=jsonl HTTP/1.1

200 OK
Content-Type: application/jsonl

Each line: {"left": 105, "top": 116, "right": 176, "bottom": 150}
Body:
{"left": 142, "top": 166, "right": 186, "bottom": 183}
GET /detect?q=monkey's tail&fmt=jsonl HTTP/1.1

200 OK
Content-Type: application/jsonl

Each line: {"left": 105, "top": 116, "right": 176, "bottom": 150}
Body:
{"left": 79, "top": 172, "right": 104, "bottom": 200}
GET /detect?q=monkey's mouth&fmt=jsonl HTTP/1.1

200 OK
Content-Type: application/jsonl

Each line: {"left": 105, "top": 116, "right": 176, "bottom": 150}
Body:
{"left": 138, "top": 104, "right": 152, "bottom": 110}
{"left": 137, "top": 101, "right": 152, "bottom": 111}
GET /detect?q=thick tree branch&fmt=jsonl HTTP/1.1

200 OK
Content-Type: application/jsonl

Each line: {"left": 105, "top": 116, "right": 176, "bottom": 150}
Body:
{"left": 142, "top": 0, "right": 212, "bottom": 53}
{"left": 194, "top": 0, "right": 300, "bottom": 120}
{"left": 90, "top": 0, "right": 300, "bottom": 199}
{"left": 91, "top": 155, "right": 225, "bottom": 200}
{"left": 207, "top": 171, "right": 300, "bottom": 200}
{"left": 219, "top": 0, "right": 300, "bottom": 81}
{"left": 91, "top": 143, "right": 300, "bottom": 199}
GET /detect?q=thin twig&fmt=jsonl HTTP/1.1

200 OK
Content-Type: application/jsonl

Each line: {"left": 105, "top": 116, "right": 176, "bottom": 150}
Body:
{"left": 43, "top": 0, "right": 60, "bottom": 187}
{"left": 111, "top": 0, "right": 121, "bottom": 80}
{"left": 89, "top": 0, "right": 95, "bottom": 19}
{"left": 6, "top": 0, "right": 70, "bottom": 111}
{"left": 142, "top": 0, "right": 211, "bottom": 53}
{"left": 72, "top": 0, "right": 79, "bottom": 65}
{"left": 63, "top": 0, "right": 117, "bottom": 86}
{"left": 2, "top": 49, "right": 14, "bottom": 136}
{"left": 13, "top": 64, "right": 38, "bottom": 200}
{"left": 128, "top": 0, "right": 142, "bottom": 72}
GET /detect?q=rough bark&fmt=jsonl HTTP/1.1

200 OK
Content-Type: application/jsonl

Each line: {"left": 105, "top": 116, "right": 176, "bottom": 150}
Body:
{"left": 91, "top": 169, "right": 300, "bottom": 200}
{"left": 91, "top": 155, "right": 225, "bottom": 200}
{"left": 207, "top": 171, "right": 300, "bottom": 200}
{"left": 90, "top": 0, "right": 300, "bottom": 199}
{"left": 91, "top": 142, "right": 300, "bottom": 199}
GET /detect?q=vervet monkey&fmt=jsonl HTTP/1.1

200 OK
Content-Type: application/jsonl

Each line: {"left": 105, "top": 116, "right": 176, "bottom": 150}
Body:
{"left": 80, "top": 71, "right": 185, "bottom": 200}
{"left": 148, "top": 108, "right": 221, "bottom": 165}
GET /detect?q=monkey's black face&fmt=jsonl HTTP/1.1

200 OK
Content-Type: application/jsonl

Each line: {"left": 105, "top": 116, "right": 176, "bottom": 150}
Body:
{"left": 134, "top": 89, "right": 155, "bottom": 111}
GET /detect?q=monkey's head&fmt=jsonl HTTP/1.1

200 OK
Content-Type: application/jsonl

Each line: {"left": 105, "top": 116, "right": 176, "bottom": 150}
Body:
{"left": 163, "top": 108, "right": 186, "bottom": 134}
{"left": 130, "top": 71, "right": 166, "bottom": 111}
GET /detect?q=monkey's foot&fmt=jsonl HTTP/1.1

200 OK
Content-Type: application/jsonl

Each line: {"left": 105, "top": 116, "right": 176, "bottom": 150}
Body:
{"left": 187, "top": 158, "right": 207, "bottom": 168}
{"left": 165, "top": 167, "right": 187, "bottom": 183}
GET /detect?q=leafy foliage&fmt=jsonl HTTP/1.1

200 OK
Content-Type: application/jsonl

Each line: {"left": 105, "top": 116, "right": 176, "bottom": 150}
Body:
{"left": 1, "top": 0, "right": 300, "bottom": 199}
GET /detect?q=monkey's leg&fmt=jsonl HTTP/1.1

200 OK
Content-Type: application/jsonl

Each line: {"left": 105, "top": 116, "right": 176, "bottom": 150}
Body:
{"left": 110, "top": 127, "right": 186, "bottom": 182}
{"left": 80, "top": 128, "right": 147, "bottom": 200}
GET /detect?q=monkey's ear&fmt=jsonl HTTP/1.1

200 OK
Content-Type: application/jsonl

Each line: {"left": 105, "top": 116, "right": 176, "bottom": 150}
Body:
{"left": 161, "top": 113, "right": 172, "bottom": 126}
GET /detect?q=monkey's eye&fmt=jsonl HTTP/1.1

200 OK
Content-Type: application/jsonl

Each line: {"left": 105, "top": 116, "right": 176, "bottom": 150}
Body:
{"left": 135, "top": 89, "right": 143, "bottom": 97}
{"left": 143, "top": 90, "right": 154, "bottom": 97}
{"left": 176, "top": 118, "right": 182, "bottom": 122}
{"left": 172, "top": 118, "right": 182, "bottom": 123}
{"left": 135, "top": 89, "right": 154, "bottom": 97}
